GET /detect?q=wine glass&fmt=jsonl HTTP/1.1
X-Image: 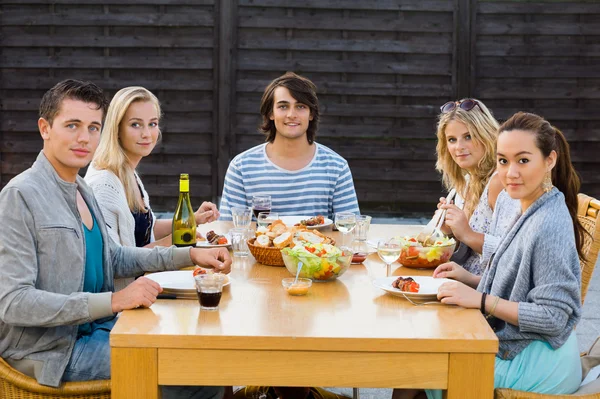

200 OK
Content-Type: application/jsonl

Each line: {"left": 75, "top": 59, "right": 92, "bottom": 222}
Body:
{"left": 251, "top": 195, "right": 272, "bottom": 220}
{"left": 335, "top": 212, "right": 357, "bottom": 249}
{"left": 377, "top": 239, "right": 401, "bottom": 277}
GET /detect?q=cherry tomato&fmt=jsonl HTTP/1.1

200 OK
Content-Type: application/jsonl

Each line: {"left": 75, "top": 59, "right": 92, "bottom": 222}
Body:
{"left": 217, "top": 236, "right": 228, "bottom": 245}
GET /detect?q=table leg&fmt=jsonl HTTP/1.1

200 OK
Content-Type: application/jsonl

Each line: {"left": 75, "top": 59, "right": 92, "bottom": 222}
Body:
{"left": 444, "top": 353, "right": 494, "bottom": 399}
{"left": 112, "top": 347, "right": 160, "bottom": 399}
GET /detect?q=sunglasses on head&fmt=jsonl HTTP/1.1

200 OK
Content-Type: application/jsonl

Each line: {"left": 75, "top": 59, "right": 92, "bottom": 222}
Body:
{"left": 440, "top": 99, "right": 480, "bottom": 114}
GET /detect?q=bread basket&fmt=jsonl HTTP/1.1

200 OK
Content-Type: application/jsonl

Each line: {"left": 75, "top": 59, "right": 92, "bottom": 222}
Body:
{"left": 247, "top": 238, "right": 286, "bottom": 266}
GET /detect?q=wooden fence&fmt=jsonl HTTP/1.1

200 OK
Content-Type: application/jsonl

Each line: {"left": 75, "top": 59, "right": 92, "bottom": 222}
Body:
{"left": 1, "top": 0, "right": 598, "bottom": 215}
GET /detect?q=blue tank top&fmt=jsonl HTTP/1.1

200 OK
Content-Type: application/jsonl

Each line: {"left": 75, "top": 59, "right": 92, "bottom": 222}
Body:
{"left": 78, "top": 212, "right": 104, "bottom": 336}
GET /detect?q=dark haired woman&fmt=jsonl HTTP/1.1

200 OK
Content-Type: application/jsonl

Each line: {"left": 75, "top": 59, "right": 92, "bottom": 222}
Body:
{"left": 395, "top": 112, "right": 584, "bottom": 399}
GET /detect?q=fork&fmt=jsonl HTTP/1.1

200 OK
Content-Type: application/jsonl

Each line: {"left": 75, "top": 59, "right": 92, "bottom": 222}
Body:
{"left": 402, "top": 293, "right": 448, "bottom": 306}
{"left": 419, "top": 188, "right": 456, "bottom": 245}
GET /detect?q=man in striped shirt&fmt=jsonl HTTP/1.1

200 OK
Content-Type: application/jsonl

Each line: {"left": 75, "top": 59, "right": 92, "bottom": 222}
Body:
{"left": 219, "top": 72, "right": 360, "bottom": 221}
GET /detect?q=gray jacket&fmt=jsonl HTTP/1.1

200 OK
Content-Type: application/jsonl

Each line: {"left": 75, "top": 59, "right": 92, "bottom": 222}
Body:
{"left": 478, "top": 188, "right": 581, "bottom": 360}
{"left": 0, "top": 152, "right": 193, "bottom": 387}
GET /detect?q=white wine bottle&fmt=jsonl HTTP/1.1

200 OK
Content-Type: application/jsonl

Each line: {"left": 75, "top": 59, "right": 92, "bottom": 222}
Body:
{"left": 172, "top": 173, "right": 197, "bottom": 247}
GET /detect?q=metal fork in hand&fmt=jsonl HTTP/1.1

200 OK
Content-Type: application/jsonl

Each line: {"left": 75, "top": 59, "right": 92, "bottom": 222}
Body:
{"left": 402, "top": 293, "right": 447, "bottom": 306}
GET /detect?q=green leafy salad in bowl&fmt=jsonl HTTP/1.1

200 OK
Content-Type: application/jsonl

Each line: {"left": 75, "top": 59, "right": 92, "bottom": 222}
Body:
{"left": 281, "top": 243, "right": 352, "bottom": 281}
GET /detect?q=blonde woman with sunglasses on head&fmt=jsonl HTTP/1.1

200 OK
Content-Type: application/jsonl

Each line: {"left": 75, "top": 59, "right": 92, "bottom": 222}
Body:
{"left": 85, "top": 87, "right": 219, "bottom": 290}
{"left": 433, "top": 99, "right": 519, "bottom": 276}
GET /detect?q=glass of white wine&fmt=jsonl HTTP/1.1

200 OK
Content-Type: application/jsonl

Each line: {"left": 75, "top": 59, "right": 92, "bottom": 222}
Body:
{"left": 335, "top": 212, "right": 357, "bottom": 249}
{"left": 377, "top": 239, "right": 401, "bottom": 277}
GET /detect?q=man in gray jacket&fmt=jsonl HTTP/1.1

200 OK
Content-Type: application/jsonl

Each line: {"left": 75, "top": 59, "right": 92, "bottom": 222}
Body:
{"left": 0, "top": 80, "right": 229, "bottom": 398}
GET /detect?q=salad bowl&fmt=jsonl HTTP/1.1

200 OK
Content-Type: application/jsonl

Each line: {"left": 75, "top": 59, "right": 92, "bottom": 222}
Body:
{"left": 281, "top": 243, "right": 353, "bottom": 281}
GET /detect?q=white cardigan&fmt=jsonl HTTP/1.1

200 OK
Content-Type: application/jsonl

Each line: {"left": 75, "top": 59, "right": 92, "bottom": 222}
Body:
{"left": 85, "top": 164, "right": 156, "bottom": 290}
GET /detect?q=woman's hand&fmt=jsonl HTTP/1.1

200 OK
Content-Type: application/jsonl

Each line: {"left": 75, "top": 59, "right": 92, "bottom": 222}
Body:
{"left": 437, "top": 280, "right": 481, "bottom": 309}
{"left": 195, "top": 201, "right": 220, "bottom": 224}
{"left": 433, "top": 261, "right": 478, "bottom": 287}
{"left": 189, "top": 247, "right": 232, "bottom": 274}
{"left": 440, "top": 203, "right": 470, "bottom": 241}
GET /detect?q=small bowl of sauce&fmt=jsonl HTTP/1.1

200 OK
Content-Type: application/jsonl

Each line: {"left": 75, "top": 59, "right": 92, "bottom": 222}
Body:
{"left": 351, "top": 252, "right": 368, "bottom": 264}
{"left": 281, "top": 278, "right": 312, "bottom": 296}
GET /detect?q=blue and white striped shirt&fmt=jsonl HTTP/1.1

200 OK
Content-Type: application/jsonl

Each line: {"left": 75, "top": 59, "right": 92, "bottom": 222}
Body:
{"left": 219, "top": 143, "right": 360, "bottom": 220}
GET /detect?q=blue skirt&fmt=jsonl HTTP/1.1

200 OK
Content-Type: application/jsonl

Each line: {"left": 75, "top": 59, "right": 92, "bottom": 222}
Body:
{"left": 426, "top": 332, "right": 582, "bottom": 399}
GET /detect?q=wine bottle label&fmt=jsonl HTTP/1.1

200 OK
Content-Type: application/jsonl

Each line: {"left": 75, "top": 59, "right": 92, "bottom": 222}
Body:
{"left": 179, "top": 179, "right": 189, "bottom": 192}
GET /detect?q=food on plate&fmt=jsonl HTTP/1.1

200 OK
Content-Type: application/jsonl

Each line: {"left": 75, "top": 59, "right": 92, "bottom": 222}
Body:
{"left": 192, "top": 267, "right": 230, "bottom": 284}
{"left": 396, "top": 235, "right": 456, "bottom": 268}
{"left": 205, "top": 230, "right": 228, "bottom": 245}
{"left": 192, "top": 267, "right": 207, "bottom": 277}
{"left": 281, "top": 243, "right": 352, "bottom": 281}
{"left": 392, "top": 276, "right": 420, "bottom": 293}
{"left": 295, "top": 215, "right": 325, "bottom": 227}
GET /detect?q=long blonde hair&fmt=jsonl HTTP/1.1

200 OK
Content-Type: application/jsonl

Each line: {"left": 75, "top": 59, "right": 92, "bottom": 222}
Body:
{"left": 92, "top": 87, "right": 161, "bottom": 212}
{"left": 435, "top": 99, "right": 499, "bottom": 219}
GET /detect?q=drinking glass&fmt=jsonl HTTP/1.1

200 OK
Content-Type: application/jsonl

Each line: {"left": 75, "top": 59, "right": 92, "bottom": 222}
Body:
{"left": 354, "top": 215, "right": 372, "bottom": 242}
{"left": 195, "top": 274, "right": 225, "bottom": 311}
{"left": 252, "top": 195, "right": 272, "bottom": 219}
{"left": 230, "top": 227, "right": 250, "bottom": 257}
{"left": 231, "top": 206, "right": 252, "bottom": 229}
{"left": 377, "top": 238, "right": 401, "bottom": 277}
{"left": 257, "top": 212, "right": 279, "bottom": 228}
{"left": 335, "top": 212, "right": 356, "bottom": 249}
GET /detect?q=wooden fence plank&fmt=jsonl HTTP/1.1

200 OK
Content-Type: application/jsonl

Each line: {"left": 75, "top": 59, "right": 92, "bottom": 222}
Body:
{"left": 2, "top": 11, "right": 214, "bottom": 26}
{"left": 479, "top": 21, "right": 600, "bottom": 35}
{"left": 237, "top": 58, "right": 451, "bottom": 75}
{"left": 0, "top": 56, "right": 213, "bottom": 69}
{"left": 478, "top": 2, "right": 600, "bottom": 14}
{"left": 236, "top": 80, "right": 452, "bottom": 97}
{"left": 238, "top": 0, "right": 453, "bottom": 12}
{"left": 0, "top": 34, "right": 214, "bottom": 48}
{"left": 237, "top": 38, "right": 452, "bottom": 54}
{"left": 238, "top": 15, "right": 453, "bottom": 33}
{"left": 4, "top": 0, "right": 215, "bottom": 4}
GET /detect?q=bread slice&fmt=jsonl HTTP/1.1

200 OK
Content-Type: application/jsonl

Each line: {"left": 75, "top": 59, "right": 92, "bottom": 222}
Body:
{"left": 255, "top": 226, "right": 269, "bottom": 236}
{"left": 255, "top": 234, "right": 272, "bottom": 247}
{"left": 270, "top": 220, "right": 288, "bottom": 235}
{"left": 273, "top": 232, "right": 293, "bottom": 248}
{"left": 297, "top": 231, "right": 324, "bottom": 244}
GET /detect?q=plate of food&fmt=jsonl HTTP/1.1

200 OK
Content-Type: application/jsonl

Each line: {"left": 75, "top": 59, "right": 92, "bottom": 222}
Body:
{"left": 196, "top": 230, "right": 231, "bottom": 248}
{"left": 279, "top": 215, "right": 333, "bottom": 230}
{"left": 145, "top": 269, "right": 231, "bottom": 292}
{"left": 372, "top": 276, "right": 451, "bottom": 301}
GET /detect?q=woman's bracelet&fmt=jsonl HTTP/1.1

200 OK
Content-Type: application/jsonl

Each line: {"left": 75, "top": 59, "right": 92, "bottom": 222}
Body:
{"left": 480, "top": 292, "right": 487, "bottom": 315}
{"left": 486, "top": 296, "right": 500, "bottom": 319}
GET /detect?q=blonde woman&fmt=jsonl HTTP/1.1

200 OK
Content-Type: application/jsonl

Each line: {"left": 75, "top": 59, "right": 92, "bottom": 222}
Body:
{"left": 434, "top": 99, "right": 518, "bottom": 275}
{"left": 85, "top": 87, "right": 219, "bottom": 290}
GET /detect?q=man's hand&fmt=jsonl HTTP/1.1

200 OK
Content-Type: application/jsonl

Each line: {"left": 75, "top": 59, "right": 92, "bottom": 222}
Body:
{"left": 190, "top": 247, "right": 232, "bottom": 274}
{"left": 195, "top": 201, "right": 220, "bottom": 224}
{"left": 111, "top": 277, "right": 162, "bottom": 313}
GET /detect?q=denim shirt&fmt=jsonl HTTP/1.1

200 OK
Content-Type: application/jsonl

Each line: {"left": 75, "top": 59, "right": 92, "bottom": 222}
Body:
{"left": 0, "top": 152, "right": 193, "bottom": 387}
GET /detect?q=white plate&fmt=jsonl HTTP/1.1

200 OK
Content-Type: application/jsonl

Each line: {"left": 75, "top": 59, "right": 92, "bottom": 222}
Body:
{"left": 372, "top": 276, "right": 451, "bottom": 301}
{"left": 279, "top": 216, "right": 334, "bottom": 230}
{"left": 145, "top": 270, "right": 231, "bottom": 292}
{"left": 196, "top": 232, "right": 231, "bottom": 248}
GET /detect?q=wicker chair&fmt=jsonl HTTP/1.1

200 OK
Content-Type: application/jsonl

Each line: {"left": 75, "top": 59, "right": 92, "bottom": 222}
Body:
{"left": 0, "top": 357, "right": 110, "bottom": 398}
{"left": 494, "top": 193, "right": 600, "bottom": 399}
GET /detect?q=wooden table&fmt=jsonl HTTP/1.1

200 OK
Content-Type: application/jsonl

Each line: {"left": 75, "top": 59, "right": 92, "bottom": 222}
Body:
{"left": 111, "top": 222, "right": 497, "bottom": 399}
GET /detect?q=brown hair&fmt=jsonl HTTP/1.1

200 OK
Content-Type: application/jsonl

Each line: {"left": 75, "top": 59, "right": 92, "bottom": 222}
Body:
{"left": 259, "top": 72, "right": 319, "bottom": 144}
{"left": 39, "top": 79, "right": 108, "bottom": 126}
{"left": 435, "top": 99, "right": 499, "bottom": 219}
{"left": 498, "top": 112, "right": 585, "bottom": 259}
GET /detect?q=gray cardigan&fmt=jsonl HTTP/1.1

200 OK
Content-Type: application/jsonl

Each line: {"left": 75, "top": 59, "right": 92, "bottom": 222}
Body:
{"left": 0, "top": 152, "right": 193, "bottom": 387}
{"left": 478, "top": 188, "right": 581, "bottom": 360}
